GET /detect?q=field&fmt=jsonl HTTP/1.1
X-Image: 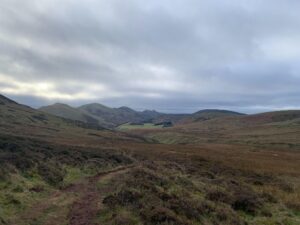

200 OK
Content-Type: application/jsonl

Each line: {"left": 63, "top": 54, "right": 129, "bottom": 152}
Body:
{"left": 118, "top": 123, "right": 163, "bottom": 130}
{"left": 0, "top": 96, "right": 300, "bottom": 225}
{"left": 1, "top": 135, "right": 300, "bottom": 225}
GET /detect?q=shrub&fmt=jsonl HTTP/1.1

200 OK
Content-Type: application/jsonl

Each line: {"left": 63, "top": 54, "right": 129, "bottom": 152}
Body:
{"left": 232, "top": 190, "right": 262, "bottom": 215}
{"left": 29, "top": 184, "right": 45, "bottom": 193}
{"left": 12, "top": 185, "right": 24, "bottom": 193}
{"left": 110, "top": 210, "right": 140, "bottom": 225}
{"left": 103, "top": 189, "right": 142, "bottom": 207}
{"left": 4, "top": 194, "right": 21, "bottom": 206}
{"left": 0, "top": 167, "right": 7, "bottom": 181}
{"left": 140, "top": 206, "right": 185, "bottom": 225}
{"left": 37, "top": 162, "right": 65, "bottom": 186}
{"left": 168, "top": 198, "right": 204, "bottom": 220}
{"left": 214, "top": 207, "right": 245, "bottom": 225}
{"left": 206, "top": 189, "right": 231, "bottom": 203}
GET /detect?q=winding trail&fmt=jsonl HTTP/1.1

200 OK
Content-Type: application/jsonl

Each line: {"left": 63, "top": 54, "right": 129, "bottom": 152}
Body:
{"left": 11, "top": 164, "right": 136, "bottom": 225}
{"left": 68, "top": 165, "right": 136, "bottom": 225}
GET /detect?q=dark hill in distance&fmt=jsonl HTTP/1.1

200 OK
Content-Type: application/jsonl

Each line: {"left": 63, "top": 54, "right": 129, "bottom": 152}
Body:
{"left": 78, "top": 103, "right": 143, "bottom": 127}
{"left": 37, "top": 97, "right": 300, "bottom": 134}
{"left": 239, "top": 110, "right": 300, "bottom": 125}
{"left": 40, "top": 103, "right": 188, "bottom": 128}
{"left": 39, "top": 103, "right": 99, "bottom": 124}
{"left": 181, "top": 110, "right": 300, "bottom": 130}
{"left": 177, "top": 109, "right": 245, "bottom": 125}
{"left": 0, "top": 95, "right": 105, "bottom": 140}
{"left": 137, "top": 108, "right": 300, "bottom": 148}
{"left": 0, "top": 94, "right": 145, "bottom": 146}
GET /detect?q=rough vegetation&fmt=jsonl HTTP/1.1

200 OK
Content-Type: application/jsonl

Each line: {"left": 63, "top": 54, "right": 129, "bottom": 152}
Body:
{"left": 98, "top": 156, "right": 300, "bottom": 225}
{"left": 0, "top": 94, "right": 299, "bottom": 225}
{"left": 0, "top": 135, "right": 133, "bottom": 225}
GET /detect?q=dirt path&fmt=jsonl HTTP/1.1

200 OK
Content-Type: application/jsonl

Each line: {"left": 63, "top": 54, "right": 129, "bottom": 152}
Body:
{"left": 68, "top": 165, "right": 136, "bottom": 225}
{"left": 11, "top": 165, "right": 135, "bottom": 225}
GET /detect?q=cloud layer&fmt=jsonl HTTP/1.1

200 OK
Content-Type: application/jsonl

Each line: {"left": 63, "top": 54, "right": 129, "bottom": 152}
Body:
{"left": 1, "top": 0, "right": 300, "bottom": 113}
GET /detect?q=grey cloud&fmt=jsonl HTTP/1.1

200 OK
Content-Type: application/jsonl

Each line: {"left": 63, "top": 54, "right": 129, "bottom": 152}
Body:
{"left": 0, "top": 0, "right": 300, "bottom": 113}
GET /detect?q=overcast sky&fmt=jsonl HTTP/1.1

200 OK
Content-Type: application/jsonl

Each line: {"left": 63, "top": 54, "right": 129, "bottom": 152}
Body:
{"left": 0, "top": 0, "right": 300, "bottom": 113}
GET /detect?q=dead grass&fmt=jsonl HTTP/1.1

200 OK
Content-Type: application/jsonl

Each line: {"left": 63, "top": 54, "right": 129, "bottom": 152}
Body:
{"left": 1, "top": 100, "right": 300, "bottom": 224}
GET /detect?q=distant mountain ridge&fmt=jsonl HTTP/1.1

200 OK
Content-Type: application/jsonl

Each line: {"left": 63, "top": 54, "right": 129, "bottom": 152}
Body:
{"left": 0, "top": 95, "right": 108, "bottom": 140}
{"left": 39, "top": 101, "right": 246, "bottom": 128}
{"left": 40, "top": 102, "right": 167, "bottom": 128}
{"left": 39, "top": 103, "right": 99, "bottom": 124}
{"left": 2, "top": 94, "right": 300, "bottom": 132}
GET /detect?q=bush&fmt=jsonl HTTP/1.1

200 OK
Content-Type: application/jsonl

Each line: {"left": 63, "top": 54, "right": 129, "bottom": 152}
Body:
{"left": 0, "top": 167, "right": 7, "bottom": 181}
{"left": 103, "top": 189, "right": 142, "bottom": 207}
{"left": 4, "top": 194, "right": 21, "bottom": 206}
{"left": 168, "top": 198, "right": 204, "bottom": 220}
{"left": 214, "top": 207, "right": 245, "bottom": 225}
{"left": 110, "top": 210, "right": 140, "bottom": 225}
{"left": 37, "top": 162, "right": 65, "bottom": 186}
{"left": 12, "top": 185, "right": 24, "bottom": 193}
{"left": 206, "top": 189, "right": 231, "bottom": 203}
{"left": 140, "top": 206, "right": 185, "bottom": 225}
{"left": 232, "top": 190, "right": 262, "bottom": 215}
{"left": 29, "top": 184, "right": 45, "bottom": 193}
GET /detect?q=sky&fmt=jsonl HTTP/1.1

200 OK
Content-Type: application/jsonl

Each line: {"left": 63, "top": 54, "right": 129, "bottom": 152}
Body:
{"left": 0, "top": 0, "right": 300, "bottom": 113}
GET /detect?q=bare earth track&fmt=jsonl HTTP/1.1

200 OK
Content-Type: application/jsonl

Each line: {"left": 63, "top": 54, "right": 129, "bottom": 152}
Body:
{"left": 11, "top": 165, "right": 136, "bottom": 225}
{"left": 68, "top": 165, "right": 136, "bottom": 225}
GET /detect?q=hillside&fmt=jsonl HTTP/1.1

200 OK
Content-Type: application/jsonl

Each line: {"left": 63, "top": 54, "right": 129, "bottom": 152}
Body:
{"left": 1, "top": 94, "right": 300, "bottom": 225}
{"left": 39, "top": 103, "right": 99, "bottom": 124}
{"left": 40, "top": 103, "right": 168, "bottom": 128}
{"left": 179, "top": 110, "right": 300, "bottom": 131}
{"left": 0, "top": 95, "right": 145, "bottom": 146}
{"left": 78, "top": 103, "right": 141, "bottom": 127}
{"left": 239, "top": 110, "right": 300, "bottom": 126}
{"left": 40, "top": 104, "right": 246, "bottom": 129}
{"left": 133, "top": 110, "right": 300, "bottom": 149}
{"left": 177, "top": 109, "right": 245, "bottom": 125}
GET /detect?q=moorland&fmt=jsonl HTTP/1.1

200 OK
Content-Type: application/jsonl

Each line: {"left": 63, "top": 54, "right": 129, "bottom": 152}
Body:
{"left": 0, "top": 94, "right": 300, "bottom": 225}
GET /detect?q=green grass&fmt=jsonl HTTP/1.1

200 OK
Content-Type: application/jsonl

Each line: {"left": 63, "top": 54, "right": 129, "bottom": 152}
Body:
{"left": 0, "top": 134, "right": 133, "bottom": 224}
{"left": 0, "top": 171, "right": 52, "bottom": 224}
{"left": 118, "top": 123, "right": 163, "bottom": 130}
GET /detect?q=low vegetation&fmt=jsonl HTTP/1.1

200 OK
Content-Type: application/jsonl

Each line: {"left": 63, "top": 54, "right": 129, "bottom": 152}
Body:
{"left": 118, "top": 123, "right": 164, "bottom": 130}
{"left": 98, "top": 153, "right": 300, "bottom": 225}
{"left": 0, "top": 95, "right": 299, "bottom": 224}
{"left": 0, "top": 135, "right": 133, "bottom": 224}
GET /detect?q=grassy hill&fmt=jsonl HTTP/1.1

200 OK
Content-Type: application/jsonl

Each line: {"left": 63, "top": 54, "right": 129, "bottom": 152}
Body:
{"left": 40, "top": 103, "right": 167, "bottom": 128}
{"left": 0, "top": 95, "right": 146, "bottom": 146}
{"left": 40, "top": 104, "right": 245, "bottom": 129}
{"left": 132, "top": 110, "right": 300, "bottom": 149}
{"left": 0, "top": 94, "right": 143, "bottom": 224}
{"left": 78, "top": 103, "right": 141, "bottom": 127}
{"left": 39, "top": 103, "right": 99, "bottom": 124}
{"left": 1, "top": 94, "right": 299, "bottom": 225}
{"left": 177, "top": 109, "right": 245, "bottom": 125}
{"left": 239, "top": 110, "right": 300, "bottom": 126}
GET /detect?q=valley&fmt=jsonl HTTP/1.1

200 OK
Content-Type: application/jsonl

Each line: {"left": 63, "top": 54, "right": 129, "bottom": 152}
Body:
{"left": 0, "top": 95, "right": 300, "bottom": 225}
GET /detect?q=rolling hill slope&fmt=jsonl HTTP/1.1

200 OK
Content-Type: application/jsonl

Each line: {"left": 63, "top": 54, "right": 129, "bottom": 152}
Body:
{"left": 39, "top": 103, "right": 99, "bottom": 124}
{"left": 40, "top": 103, "right": 172, "bottom": 128}
{"left": 0, "top": 95, "right": 146, "bottom": 146}
{"left": 40, "top": 103, "right": 246, "bottom": 129}
{"left": 130, "top": 109, "right": 300, "bottom": 149}
{"left": 177, "top": 109, "right": 245, "bottom": 125}
{"left": 78, "top": 103, "right": 142, "bottom": 127}
{"left": 1, "top": 94, "right": 300, "bottom": 225}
